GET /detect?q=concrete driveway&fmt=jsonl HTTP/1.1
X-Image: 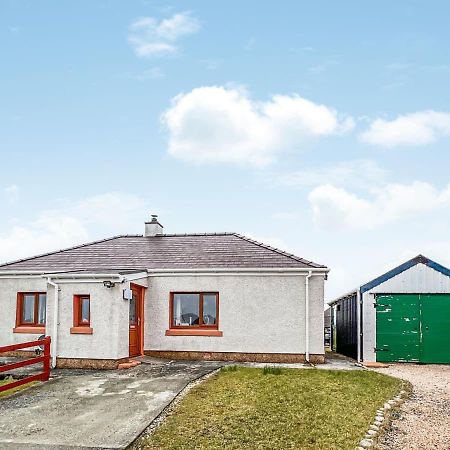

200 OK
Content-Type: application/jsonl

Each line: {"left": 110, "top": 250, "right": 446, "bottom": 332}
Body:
{"left": 375, "top": 364, "right": 450, "bottom": 450}
{"left": 0, "top": 358, "right": 223, "bottom": 450}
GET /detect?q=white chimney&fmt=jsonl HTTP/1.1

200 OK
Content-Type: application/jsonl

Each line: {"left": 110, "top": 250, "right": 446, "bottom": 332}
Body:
{"left": 144, "top": 214, "right": 163, "bottom": 237}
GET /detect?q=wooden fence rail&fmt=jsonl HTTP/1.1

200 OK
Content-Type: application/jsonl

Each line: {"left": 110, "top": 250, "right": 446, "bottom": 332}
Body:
{"left": 0, "top": 336, "right": 51, "bottom": 393}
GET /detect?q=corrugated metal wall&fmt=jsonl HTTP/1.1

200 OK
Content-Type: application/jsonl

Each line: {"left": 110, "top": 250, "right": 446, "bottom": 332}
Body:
{"left": 370, "top": 263, "right": 450, "bottom": 293}
{"left": 334, "top": 293, "right": 358, "bottom": 359}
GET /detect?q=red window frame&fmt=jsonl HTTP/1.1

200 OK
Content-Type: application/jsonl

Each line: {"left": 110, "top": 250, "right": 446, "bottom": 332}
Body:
{"left": 71, "top": 295, "right": 93, "bottom": 334}
{"left": 169, "top": 292, "right": 219, "bottom": 330}
{"left": 15, "top": 292, "right": 46, "bottom": 328}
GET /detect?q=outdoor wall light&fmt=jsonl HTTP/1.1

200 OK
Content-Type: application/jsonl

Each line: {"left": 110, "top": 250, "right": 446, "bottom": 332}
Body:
{"left": 103, "top": 280, "right": 116, "bottom": 288}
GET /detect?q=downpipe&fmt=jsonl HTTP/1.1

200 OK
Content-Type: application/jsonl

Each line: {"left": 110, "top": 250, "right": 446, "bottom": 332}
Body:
{"left": 46, "top": 277, "right": 60, "bottom": 368}
{"left": 305, "top": 270, "right": 313, "bottom": 363}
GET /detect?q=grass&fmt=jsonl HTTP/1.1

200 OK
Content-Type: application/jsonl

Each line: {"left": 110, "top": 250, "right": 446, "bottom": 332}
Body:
{"left": 139, "top": 368, "right": 402, "bottom": 450}
{"left": 0, "top": 377, "right": 37, "bottom": 398}
{"left": 262, "top": 365, "right": 282, "bottom": 375}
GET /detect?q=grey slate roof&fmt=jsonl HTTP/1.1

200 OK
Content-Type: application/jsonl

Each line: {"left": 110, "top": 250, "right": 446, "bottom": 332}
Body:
{"left": 0, "top": 233, "right": 326, "bottom": 272}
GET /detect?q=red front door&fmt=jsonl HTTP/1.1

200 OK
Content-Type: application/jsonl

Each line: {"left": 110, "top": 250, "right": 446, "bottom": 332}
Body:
{"left": 129, "top": 284, "right": 143, "bottom": 357}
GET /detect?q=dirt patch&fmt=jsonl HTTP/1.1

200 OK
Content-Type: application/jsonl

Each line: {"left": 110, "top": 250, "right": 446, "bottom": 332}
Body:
{"left": 375, "top": 364, "right": 450, "bottom": 450}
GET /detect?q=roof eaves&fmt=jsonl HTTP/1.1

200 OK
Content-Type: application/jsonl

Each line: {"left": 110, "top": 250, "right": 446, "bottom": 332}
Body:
{"left": 233, "top": 233, "right": 327, "bottom": 269}
{"left": 328, "top": 289, "right": 358, "bottom": 306}
{"left": 0, "top": 234, "right": 142, "bottom": 269}
{"left": 159, "top": 232, "right": 234, "bottom": 237}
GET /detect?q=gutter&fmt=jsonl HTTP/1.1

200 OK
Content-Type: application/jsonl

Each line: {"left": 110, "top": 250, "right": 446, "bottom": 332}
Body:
{"left": 327, "top": 288, "right": 358, "bottom": 306}
{"left": 46, "top": 277, "right": 59, "bottom": 369}
{"left": 305, "top": 270, "right": 313, "bottom": 363}
{"left": 0, "top": 267, "right": 329, "bottom": 278}
{"left": 0, "top": 273, "right": 125, "bottom": 281}
{"left": 146, "top": 267, "right": 329, "bottom": 274}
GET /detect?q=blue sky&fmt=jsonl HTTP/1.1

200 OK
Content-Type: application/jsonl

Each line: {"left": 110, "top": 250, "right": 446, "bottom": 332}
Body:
{"left": 1, "top": 1, "right": 450, "bottom": 299}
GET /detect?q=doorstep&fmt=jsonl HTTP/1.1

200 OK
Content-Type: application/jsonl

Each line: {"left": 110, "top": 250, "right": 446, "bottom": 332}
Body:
{"left": 118, "top": 359, "right": 141, "bottom": 370}
{"left": 363, "top": 362, "right": 390, "bottom": 368}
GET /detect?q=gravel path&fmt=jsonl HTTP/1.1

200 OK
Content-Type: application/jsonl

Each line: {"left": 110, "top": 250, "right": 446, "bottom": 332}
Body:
{"left": 375, "top": 364, "right": 450, "bottom": 450}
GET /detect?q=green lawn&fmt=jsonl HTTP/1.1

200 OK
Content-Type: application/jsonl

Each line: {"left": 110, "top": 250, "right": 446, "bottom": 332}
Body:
{"left": 0, "top": 378, "right": 37, "bottom": 398}
{"left": 137, "top": 367, "right": 402, "bottom": 450}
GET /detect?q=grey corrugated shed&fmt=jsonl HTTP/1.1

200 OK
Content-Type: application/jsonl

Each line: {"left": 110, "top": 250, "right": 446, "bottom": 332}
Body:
{"left": 0, "top": 233, "right": 326, "bottom": 272}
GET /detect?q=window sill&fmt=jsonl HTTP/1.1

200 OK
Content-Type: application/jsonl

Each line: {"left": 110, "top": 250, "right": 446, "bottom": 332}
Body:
{"left": 13, "top": 326, "right": 45, "bottom": 334}
{"left": 165, "top": 329, "right": 223, "bottom": 337}
{"left": 70, "top": 327, "right": 93, "bottom": 335}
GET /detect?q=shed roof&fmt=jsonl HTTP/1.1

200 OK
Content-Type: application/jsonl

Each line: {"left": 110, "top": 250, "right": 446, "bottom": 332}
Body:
{"left": 0, "top": 233, "right": 327, "bottom": 273}
{"left": 360, "top": 254, "right": 450, "bottom": 294}
{"left": 328, "top": 254, "right": 450, "bottom": 305}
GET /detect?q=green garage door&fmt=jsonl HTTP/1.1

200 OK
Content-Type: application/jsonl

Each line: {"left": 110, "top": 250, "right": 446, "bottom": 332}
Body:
{"left": 421, "top": 294, "right": 450, "bottom": 363}
{"left": 376, "top": 294, "right": 420, "bottom": 362}
{"left": 376, "top": 294, "right": 450, "bottom": 363}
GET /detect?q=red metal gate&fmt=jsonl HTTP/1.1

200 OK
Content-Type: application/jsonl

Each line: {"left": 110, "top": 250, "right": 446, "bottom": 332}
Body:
{"left": 0, "top": 337, "right": 51, "bottom": 393}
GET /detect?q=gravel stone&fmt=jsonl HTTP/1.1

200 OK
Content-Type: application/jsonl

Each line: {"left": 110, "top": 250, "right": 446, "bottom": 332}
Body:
{"left": 375, "top": 364, "right": 450, "bottom": 450}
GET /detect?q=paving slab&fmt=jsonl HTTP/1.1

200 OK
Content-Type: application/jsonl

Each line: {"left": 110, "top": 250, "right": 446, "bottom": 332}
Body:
{"left": 240, "top": 352, "right": 362, "bottom": 371}
{"left": 0, "top": 359, "right": 223, "bottom": 450}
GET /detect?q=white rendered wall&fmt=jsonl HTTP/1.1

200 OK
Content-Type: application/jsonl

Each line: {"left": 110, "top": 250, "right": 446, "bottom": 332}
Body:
{"left": 0, "top": 277, "right": 48, "bottom": 346}
{"left": 362, "top": 263, "right": 450, "bottom": 362}
{"left": 144, "top": 273, "right": 325, "bottom": 356}
{"left": 47, "top": 282, "right": 128, "bottom": 360}
{"left": 1, "top": 273, "right": 325, "bottom": 359}
{"left": 0, "top": 278, "right": 128, "bottom": 360}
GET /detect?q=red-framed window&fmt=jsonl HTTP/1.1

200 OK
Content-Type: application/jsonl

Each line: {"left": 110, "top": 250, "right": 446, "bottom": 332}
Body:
{"left": 74, "top": 295, "right": 90, "bottom": 327}
{"left": 71, "top": 295, "right": 92, "bottom": 334}
{"left": 170, "top": 292, "right": 219, "bottom": 329}
{"left": 16, "top": 292, "right": 46, "bottom": 327}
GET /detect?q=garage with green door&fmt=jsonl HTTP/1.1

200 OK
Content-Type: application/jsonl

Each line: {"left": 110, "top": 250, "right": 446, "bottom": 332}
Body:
{"left": 376, "top": 293, "right": 450, "bottom": 363}
{"left": 330, "top": 255, "right": 450, "bottom": 364}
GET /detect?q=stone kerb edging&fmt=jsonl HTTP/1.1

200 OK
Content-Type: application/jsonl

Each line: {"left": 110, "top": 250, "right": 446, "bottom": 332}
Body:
{"left": 357, "top": 387, "right": 409, "bottom": 449}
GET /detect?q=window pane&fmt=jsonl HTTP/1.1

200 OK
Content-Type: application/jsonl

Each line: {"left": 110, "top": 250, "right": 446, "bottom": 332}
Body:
{"left": 22, "top": 295, "right": 35, "bottom": 323}
{"left": 203, "top": 294, "right": 217, "bottom": 325}
{"left": 38, "top": 294, "right": 46, "bottom": 325}
{"left": 129, "top": 294, "right": 136, "bottom": 325}
{"left": 81, "top": 297, "right": 90, "bottom": 323}
{"left": 173, "top": 294, "right": 199, "bottom": 326}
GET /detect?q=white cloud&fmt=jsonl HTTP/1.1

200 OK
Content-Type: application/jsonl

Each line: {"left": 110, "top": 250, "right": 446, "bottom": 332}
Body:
{"left": 0, "top": 193, "right": 147, "bottom": 264}
{"left": 360, "top": 110, "right": 450, "bottom": 148}
{"left": 277, "top": 160, "right": 387, "bottom": 188}
{"left": 0, "top": 216, "right": 89, "bottom": 265}
{"left": 308, "top": 181, "right": 450, "bottom": 230}
{"left": 162, "top": 86, "right": 354, "bottom": 166}
{"left": 128, "top": 12, "right": 200, "bottom": 57}
{"left": 4, "top": 184, "right": 19, "bottom": 204}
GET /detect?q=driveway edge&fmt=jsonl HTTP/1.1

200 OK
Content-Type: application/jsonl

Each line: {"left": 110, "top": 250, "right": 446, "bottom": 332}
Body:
{"left": 357, "top": 380, "right": 412, "bottom": 450}
{"left": 127, "top": 366, "right": 222, "bottom": 450}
